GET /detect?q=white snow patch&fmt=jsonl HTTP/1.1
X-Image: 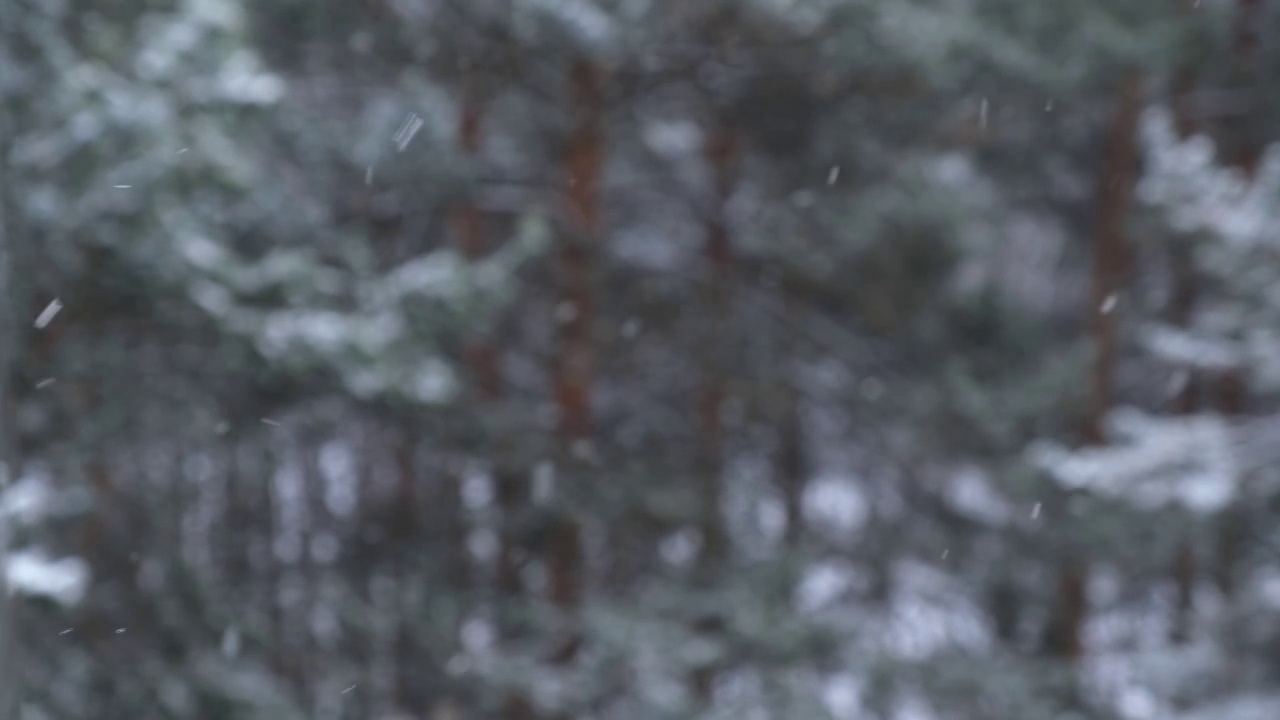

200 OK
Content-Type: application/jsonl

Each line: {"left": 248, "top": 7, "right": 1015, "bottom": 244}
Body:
{"left": 1, "top": 475, "right": 55, "bottom": 525}
{"left": 862, "top": 561, "right": 990, "bottom": 661}
{"left": 822, "top": 673, "right": 863, "bottom": 719}
{"left": 943, "top": 465, "right": 1012, "bottom": 525}
{"left": 1140, "top": 324, "right": 1242, "bottom": 371}
{"left": 7, "top": 550, "right": 90, "bottom": 606}
{"left": 460, "top": 617, "right": 495, "bottom": 653}
{"left": 796, "top": 560, "right": 858, "bottom": 612}
{"left": 642, "top": 120, "right": 701, "bottom": 156}
{"left": 1029, "top": 408, "right": 1237, "bottom": 513}
{"left": 803, "top": 475, "right": 868, "bottom": 534}
{"left": 659, "top": 530, "right": 700, "bottom": 568}
{"left": 319, "top": 441, "right": 358, "bottom": 518}
{"left": 221, "top": 626, "right": 241, "bottom": 658}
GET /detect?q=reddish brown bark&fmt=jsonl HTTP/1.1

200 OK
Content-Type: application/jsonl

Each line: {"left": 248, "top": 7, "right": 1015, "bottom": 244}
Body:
{"left": 555, "top": 59, "right": 604, "bottom": 443}
{"left": 1082, "top": 71, "right": 1143, "bottom": 446}
{"left": 694, "top": 123, "right": 740, "bottom": 569}
{"left": 451, "top": 87, "right": 511, "bottom": 599}
{"left": 685, "top": 123, "right": 741, "bottom": 705}
{"left": 452, "top": 85, "right": 488, "bottom": 257}
{"left": 1223, "top": 0, "right": 1265, "bottom": 175}
{"left": 1042, "top": 559, "right": 1089, "bottom": 662}
{"left": 449, "top": 87, "right": 534, "bottom": 717}
{"left": 545, "top": 58, "right": 605, "bottom": 667}
{"left": 1234, "top": 0, "right": 1262, "bottom": 69}
{"left": 545, "top": 516, "right": 585, "bottom": 664}
{"left": 1048, "top": 73, "right": 1143, "bottom": 664}
{"left": 1205, "top": 0, "right": 1263, "bottom": 601}
{"left": 454, "top": 89, "right": 497, "bottom": 383}
{"left": 566, "top": 60, "right": 605, "bottom": 242}
{"left": 500, "top": 693, "right": 537, "bottom": 720}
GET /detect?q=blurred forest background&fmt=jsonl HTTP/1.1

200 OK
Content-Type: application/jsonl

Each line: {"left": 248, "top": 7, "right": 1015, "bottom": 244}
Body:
{"left": 6, "top": 0, "right": 1280, "bottom": 718}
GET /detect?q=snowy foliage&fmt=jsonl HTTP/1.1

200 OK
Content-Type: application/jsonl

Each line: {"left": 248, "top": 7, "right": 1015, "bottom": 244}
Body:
{"left": 1029, "top": 408, "right": 1238, "bottom": 513}
{"left": 1138, "top": 106, "right": 1280, "bottom": 390}
{"left": 179, "top": 210, "right": 551, "bottom": 405}
{"left": 1138, "top": 107, "right": 1280, "bottom": 245}
{"left": 5, "top": 551, "right": 89, "bottom": 608}
{"left": 1, "top": 475, "right": 89, "bottom": 607}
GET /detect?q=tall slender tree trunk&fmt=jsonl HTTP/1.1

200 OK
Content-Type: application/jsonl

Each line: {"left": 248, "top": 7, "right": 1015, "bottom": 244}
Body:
{"left": 777, "top": 285, "right": 808, "bottom": 547}
{"left": 695, "top": 122, "right": 739, "bottom": 570}
{"left": 687, "top": 121, "right": 741, "bottom": 705}
{"left": 1046, "top": 70, "right": 1143, "bottom": 665}
{"left": 391, "top": 430, "right": 434, "bottom": 714}
{"left": 546, "top": 57, "right": 604, "bottom": 668}
{"left": 1168, "top": 246, "right": 1201, "bottom": 642}
{"left": 778, "top": 378, "right": 806, "bottom": 547}
{"left": 1042, "top": 558, "right": 1089, "bottom": 661}
{"left": 1169, "top": 0, "right": 1203, "bottom": 134}
{"left": 0, "top": 152, "right": 18, "bottom": 720}
{"left": 1211, "top": 0, "right": 1265, "bottom": 602}
{"left": 1230, "top": 0, "right": 1264, "bottom": 174}
{"left": 1213, "top": 372, "right": 1246, "bottom": 598}
{"left": 449, "top": 82, "right": 538, "bottom": 719}
{"left": 1170, "top": 540, "right": 1196, "bottom": 643}
{"left": 1168, "top": 62, "right": 1202, "bottom": 632}
{"left": 448, "top": 80, "right": 491, "bottom": 598}
{"left": 1082, "top": 71, "right": 1143, "bottom": 447}
{"left": 452, "top": 85, "right": 512, "bottom": 608}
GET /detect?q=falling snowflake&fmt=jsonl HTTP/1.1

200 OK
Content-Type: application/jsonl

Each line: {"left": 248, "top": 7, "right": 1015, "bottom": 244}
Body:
{"left": 33, "top": 298, "right": 63, "bottom": 329}
{"left": 393, "top": 112, "right": 424, "bottom": 152}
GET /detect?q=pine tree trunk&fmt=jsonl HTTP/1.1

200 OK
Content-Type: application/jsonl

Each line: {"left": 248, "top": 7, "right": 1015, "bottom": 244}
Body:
{"left": 988, "top": 578, "right": 1021, "bottom": 644}
{"left": 450, "top": 85, "right": 536, "bottom": 717}
{"left": 1167, "top": 246, "right": 1200, "bottom": 641}
{"left": 1047, "top": 70, "right": 1143, "bottom": 664}
{"left": 1213, "top": 371, "right": 1246, "bottom": 598}
{"left": 0, "top": 164, "right": 17, "bottom": 720}
{"left": 1211, "top": 0, "right": 1263, "bottom": 601}
{"left": 1082, "top": 71, "right": 1143, "bottom": 446}
{"left": 449, "top": 83, "right": 491, "bottom": 598}
{"left": 1042, "top": 559, "right": 1089, "bottom": 662}
{"left": 1226, "top": 0, "right": 1264, "bottom": 175}
{"left": 1167, "top": 243, "right": 1200, "bottom": 414}
{"left": 546, "top": 56, "right": 604, "bottom": 667}
{"left": 778, "top": 378, "right": 806, "bottom": 547}
{"left": 1166, "top": 77, "right": 1201, "bottom": 629}
{"left": 695, "top": 122, "right": 739, "bottom": 570}
{"left": 685, "top": 121, "right": 742, "bottom": 707}
{"left": 1171, "top": 540, "right": 1196, "bottom": 643}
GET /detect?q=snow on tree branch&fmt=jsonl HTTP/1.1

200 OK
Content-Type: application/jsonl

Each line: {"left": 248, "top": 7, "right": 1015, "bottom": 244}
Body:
{"left": 1028, "top": 408, "right": 1237, "bottom": 513}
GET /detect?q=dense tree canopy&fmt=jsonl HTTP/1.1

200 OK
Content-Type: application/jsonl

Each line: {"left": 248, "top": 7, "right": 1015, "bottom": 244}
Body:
{"left": 6, "top": 0, "right": 1280, "bottom": 718}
